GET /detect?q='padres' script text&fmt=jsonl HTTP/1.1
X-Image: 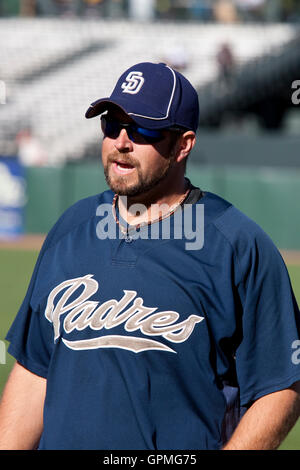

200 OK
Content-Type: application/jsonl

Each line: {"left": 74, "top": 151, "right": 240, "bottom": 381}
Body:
{"left": 45, "top": 275, "right": 204, "bottom": 353}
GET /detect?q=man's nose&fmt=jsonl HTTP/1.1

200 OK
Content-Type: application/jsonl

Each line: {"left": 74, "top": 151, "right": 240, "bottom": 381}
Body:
{"left": 114, "top": 128, "right": 134, "bottom": 152}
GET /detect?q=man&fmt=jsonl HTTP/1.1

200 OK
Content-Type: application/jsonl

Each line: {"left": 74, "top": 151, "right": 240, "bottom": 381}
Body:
{"left": 0, "top": 62, "right": 300, "bottom": 450}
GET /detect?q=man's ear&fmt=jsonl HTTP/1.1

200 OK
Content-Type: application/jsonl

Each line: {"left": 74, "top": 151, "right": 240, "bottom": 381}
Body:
{"left": 176, "top": 131, "right": 196, "bottom": 163}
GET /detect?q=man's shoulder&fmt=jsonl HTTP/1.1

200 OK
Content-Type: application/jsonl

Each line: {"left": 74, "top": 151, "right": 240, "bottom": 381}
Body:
{"left": 198, "top": 191, "right": 232, "bottom": 221}
{"left": 61, "top": 189, "right": 113, "bottom": 219}
{"left": 207, "top": 193, "right": 266, "bottom": 239}
{"left": 187, "top": 187, "right": 265, "bottom": 241}
{"left": 43, "top": 189, "right": 114, "bottom": 250}
{"left": 202, "top": 191, "right": 281, "bottom": 263}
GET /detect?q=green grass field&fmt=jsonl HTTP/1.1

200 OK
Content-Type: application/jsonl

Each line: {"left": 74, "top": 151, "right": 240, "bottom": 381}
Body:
{"left": 0, "top": 248, "right": 299, "bottom": 449}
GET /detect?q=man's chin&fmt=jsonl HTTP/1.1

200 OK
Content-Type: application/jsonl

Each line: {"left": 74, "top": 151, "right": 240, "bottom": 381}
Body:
{"left": 105, "top": 176, "right": 142, "bottom": 197}
{"left": 111, "top": 185, "right": 146, "bottom": 197}
{"left": 104, "top": 165, "right": 172, "bottom": 197}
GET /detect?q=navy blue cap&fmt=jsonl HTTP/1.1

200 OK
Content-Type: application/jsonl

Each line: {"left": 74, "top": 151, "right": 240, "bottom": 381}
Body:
{"left": 85, "top": 62, "right": 200, "bottom": 132}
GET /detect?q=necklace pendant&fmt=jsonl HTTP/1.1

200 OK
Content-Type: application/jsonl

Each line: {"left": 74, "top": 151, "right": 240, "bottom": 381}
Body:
{"left": 125, "top": 233, "right": 133, "bottom": 243}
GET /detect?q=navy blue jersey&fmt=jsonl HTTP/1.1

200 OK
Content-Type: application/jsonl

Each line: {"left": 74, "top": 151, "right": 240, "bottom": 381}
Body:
{"left": 6, "top": 186, "right": 300, "bottom": 450}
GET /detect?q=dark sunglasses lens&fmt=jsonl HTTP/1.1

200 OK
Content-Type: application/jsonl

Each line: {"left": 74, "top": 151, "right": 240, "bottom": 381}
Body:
{"left": 101, "top": 117, "right": 121, "bottom": 139}
{"left": 135, "top": 127, "right": 163, "bottom": 143}
{"left": 101, "top": 116, "right": 164, "bottom": 143}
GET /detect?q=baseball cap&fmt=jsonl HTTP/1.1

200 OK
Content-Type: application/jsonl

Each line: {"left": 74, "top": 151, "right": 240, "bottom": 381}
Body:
{"left": 85, "top": 62, "right": 200, "bottom": 133}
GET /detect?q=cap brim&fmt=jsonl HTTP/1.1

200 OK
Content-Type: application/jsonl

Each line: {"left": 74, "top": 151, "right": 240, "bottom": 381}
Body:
{"left": 85, "top": 99, "right": 128, "bottom": 119}
{"left": 85, "top": 97, "right": 183, "bottom": 131}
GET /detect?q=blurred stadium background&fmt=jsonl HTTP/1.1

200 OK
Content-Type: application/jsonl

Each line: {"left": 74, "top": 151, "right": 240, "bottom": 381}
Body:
{"left": 0, "top": 0, "right": 300, "bottom": 450}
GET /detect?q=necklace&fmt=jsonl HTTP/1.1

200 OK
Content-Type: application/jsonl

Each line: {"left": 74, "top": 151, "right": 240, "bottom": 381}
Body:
{"left": 112, "top": 184, "right": 191, "bottom": 242}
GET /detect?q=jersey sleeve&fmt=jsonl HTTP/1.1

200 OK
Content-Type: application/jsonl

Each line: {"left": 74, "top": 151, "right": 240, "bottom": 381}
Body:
{"left": 5, "top": 193, "right": 103, "bottom": 378}
{"left": 5, "top": 266, "right": 50, "bottom": 378}
{"left": 5, "top": 233, "right": 56, "bottom": 378}
{"left": 234, "top": 228, "right": 300, "bottom": 407}
{"left": 4, "top": 202, "right": 72, "bottom": 378}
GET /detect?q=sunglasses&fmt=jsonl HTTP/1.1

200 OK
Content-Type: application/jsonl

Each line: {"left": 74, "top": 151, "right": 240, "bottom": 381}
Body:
{"left": 100, "top": 115, "right": 183, "bottom": 144}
